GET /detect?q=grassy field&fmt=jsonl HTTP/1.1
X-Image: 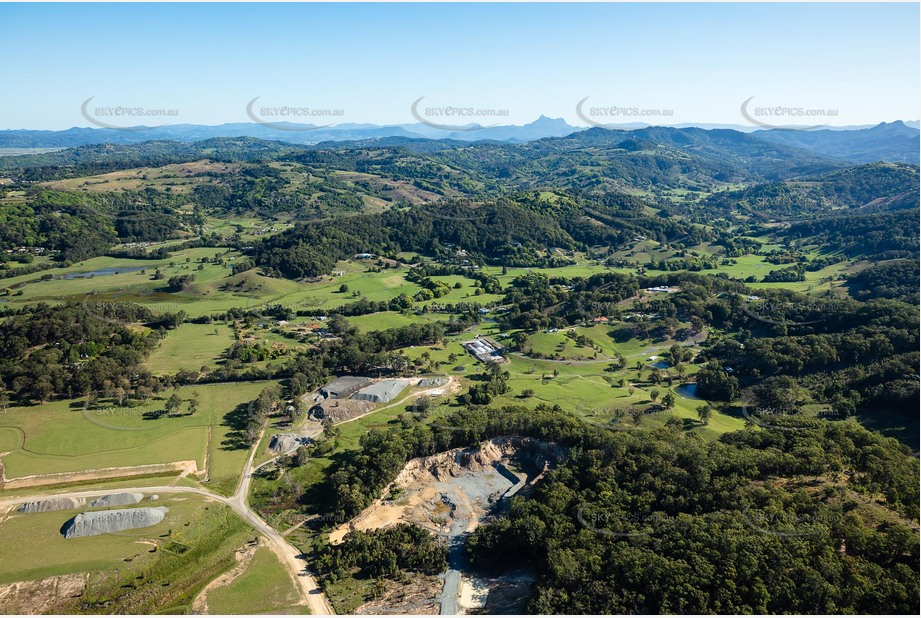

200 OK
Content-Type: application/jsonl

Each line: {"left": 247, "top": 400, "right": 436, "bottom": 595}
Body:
{"left": 0, "top": 382, "right": 274, "bottom": 495}
{"left": 38, "top": 161, "right": 238, "bottom": 194}
{"left": 345, "top": 310, "right": 444, "bottom": 333}
{"left": 145, "top": 322, "right": 235, "bottom": 375}
{"left": 0, "top": 494, "right": 247, "bottom": 588}
{"left": 205, "top": 545, "right": 306, "bottom": 615}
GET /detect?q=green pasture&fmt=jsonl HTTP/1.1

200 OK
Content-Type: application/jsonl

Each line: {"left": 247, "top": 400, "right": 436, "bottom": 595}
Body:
{"left": 0, "top": 382, "right": 274, "bottom": 494}
{"left": 205, "top": 545, "right": 306, "bottom": 615}
{"left": 145, "top": 322, "right": 234, "bottom": 375}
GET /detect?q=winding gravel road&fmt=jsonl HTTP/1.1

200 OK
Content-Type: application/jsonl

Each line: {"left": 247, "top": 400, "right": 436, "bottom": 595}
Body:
{"left": 0, "top": 429, "right": 334, "bottom": 616}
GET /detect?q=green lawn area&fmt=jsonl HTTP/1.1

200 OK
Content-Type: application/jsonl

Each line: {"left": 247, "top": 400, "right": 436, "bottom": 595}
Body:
{"left": 345, "top": 310, "right": 443, "bottom": 333}
{"left": 524, "top": 330, "right": 603, "bottom": 360}
{"left": 145, "top": 323, "right": 234, "bottom": 375}
{"left": 0, "top": 494, "right": 247, "bottom": 587}
{"left": 205, "top": 545, "right": 306, "bottom": 615}
{"left": 0, "top": 381, "right": 274, "bottom": 493}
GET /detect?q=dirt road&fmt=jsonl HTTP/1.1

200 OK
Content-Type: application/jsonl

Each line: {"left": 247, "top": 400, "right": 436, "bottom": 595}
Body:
{"left": 0, "top": 427, "right": 335, "bottom": 616}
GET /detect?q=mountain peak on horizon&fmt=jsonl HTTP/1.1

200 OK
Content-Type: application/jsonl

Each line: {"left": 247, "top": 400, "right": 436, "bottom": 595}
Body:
{"left": 527, "top": 115, "right": 572, "bottom": 127}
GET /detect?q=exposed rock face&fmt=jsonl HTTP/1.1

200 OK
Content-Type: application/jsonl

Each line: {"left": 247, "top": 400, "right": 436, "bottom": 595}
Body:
{"left": 87, "top": 492, "right": 144, "bottom": 508}
{"left": 17, "top": 497, "right": 85, "bottom": 514}
{"left": 60, "top": 507, "right": 168, "bottom": 538}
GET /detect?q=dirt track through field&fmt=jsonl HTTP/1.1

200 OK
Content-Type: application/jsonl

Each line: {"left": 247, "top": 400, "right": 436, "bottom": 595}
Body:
{"left": 0, "top": 426, "right": 335, "bottom": 616}
{"left": 190, "top": 542, "right": 259, "bottom": 615}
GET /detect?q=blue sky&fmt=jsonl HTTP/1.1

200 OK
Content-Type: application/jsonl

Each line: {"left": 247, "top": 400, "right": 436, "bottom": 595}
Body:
{"left": 1, "top": 2, "right": 918, "bottom": 129}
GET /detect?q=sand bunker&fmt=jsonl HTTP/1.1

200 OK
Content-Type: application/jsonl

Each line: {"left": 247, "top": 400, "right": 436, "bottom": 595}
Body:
{"left": 60, "top": 507, "right": 168, "bottom": 538}
{"left": 87, "top": 492, "right": 144, "bottom": 508}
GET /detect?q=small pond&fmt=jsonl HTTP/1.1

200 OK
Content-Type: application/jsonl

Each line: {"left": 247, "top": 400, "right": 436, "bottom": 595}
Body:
{"left": 63, "top": 266, "right": 146, "bottom": 279}
{"left": 675, "top": 383, "right": 701, "bottom": 400}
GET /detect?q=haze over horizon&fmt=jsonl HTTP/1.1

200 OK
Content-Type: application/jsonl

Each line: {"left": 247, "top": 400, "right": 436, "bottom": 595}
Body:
{"left": 1, "top": 2, "right": 918, "bottom": 131}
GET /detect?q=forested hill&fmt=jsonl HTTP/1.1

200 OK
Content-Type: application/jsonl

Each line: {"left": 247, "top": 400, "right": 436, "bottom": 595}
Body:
{"left": 754, "top": 120, "right": 920, "bottom": 164}
{"left": 248, "top": 194, "right": 713, "bottom": 277}
{"left": 0, "top": 125, "right": 847, "bottom": 187}
{"left": 0, "top": 125, "right": 904, "bottom": 193}
{"left": 0, "top": 137, "right": 301, "bottom": 179}
{"left": 699, "top": 162, "right": 920, "bottom": 220}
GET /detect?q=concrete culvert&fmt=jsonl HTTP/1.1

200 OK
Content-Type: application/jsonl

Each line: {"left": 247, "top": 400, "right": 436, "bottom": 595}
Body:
{"left": 61, "top": 507, "right": 168, "bottom": 539}
{"left": 17, "top": 497, "right": 86, "bottom": 514}
{"left": 88, "top": 493, "right": 144, "bottom": 508}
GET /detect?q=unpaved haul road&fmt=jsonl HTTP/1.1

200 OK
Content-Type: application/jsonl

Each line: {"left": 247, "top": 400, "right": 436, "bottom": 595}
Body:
{"left": 0, "top": 432, "right": 335, "bottom": 616}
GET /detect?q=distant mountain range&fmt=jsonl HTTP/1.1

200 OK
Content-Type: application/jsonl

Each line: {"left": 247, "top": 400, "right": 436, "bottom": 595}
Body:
{"left": 0, "top": 118, "right": 917, "bottom": 164}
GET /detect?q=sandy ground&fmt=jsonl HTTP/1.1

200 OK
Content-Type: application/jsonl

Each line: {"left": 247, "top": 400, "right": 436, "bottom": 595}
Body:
{"left": 329, "top": 439, "right": 524, "bottom": 544}
{"left": 458, "top": 577, "right": 490, "bottom": 612}
{"left": 330, "top": 437, "right": 556, "bottom": 614}
{"left": 190, "top": 540, "right": 260, "bottom": 614}
{"left": 0, "top": 460, "right": 199, "bottom": 490}
{"left": 0, "top": 573, "right": 89, "bottom": 614}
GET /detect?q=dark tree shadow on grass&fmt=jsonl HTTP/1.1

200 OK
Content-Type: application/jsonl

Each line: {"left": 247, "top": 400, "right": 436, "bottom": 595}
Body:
{"left": 221, "top": 402, "right": 252, "bottom": 450}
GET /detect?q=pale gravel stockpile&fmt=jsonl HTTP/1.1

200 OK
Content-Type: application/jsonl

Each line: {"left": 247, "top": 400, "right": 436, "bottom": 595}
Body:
{"left": 319, "top": 376, "right": 372, "bottom": 399}
{"left": 61, "top": 507, "right": 168, "bottom": 538}
{"left": 87, "top": 492, "right": 144, "bottom": 508}
{"left": 352, "top": 379, "right": 409, "bottom": 404}
{"left": 17, "top": 497, "right": 86, "bottom": 513}
{"left": 269, "top": 434, "right": 303, "bottom": 453}
{"left": 417, "top": 376, "right": 448, "bottom": 388}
